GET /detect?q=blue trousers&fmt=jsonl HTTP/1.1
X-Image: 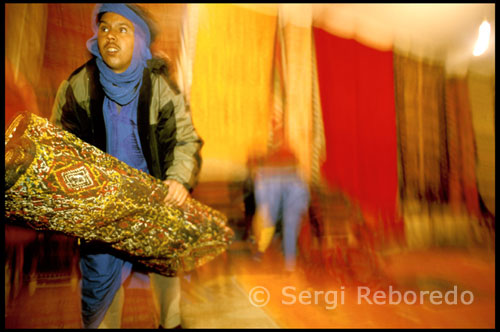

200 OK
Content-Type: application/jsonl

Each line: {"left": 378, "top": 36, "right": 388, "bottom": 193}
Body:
{"left": 80, "top": 243, "right": 132, "bottom": 328}
{"left": 254, "top": 170, "right": 310, "bottom": 270}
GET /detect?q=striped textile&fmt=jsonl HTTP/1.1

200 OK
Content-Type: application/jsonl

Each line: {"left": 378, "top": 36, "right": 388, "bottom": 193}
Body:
{"left": 393, "top": 54, "right": 449, "bottom": 204}
{"left": 282, "top": 21, "right": 313, "bottom": 181}
{"left": 445, "top": 78, "right": 481, "bottom": 218}
{"left": 268, "top": 12, "right": 286, "bottom": 150}
{"left": 310, "top": 32, "right": 326, "bottom": 187}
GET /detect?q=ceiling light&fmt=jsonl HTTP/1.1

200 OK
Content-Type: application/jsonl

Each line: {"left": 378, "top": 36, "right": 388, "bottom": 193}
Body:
{"left": 473, "top": 20, "right": 491, "bottom": 56}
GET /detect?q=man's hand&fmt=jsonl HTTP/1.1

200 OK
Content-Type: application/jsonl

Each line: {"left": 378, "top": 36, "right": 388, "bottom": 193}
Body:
{"left": 163, "top": 179, "right": 189, "bottom": 206}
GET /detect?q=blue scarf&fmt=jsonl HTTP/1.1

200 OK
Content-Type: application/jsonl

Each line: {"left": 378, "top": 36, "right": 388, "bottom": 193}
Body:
{"left": 86, "top": 4, "right": 152, "bottom": 105}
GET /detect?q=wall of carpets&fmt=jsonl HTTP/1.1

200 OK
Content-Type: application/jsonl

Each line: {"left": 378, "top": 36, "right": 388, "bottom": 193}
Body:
{"left": 393, "top": 53, "right": 495, "bottom": 247}
{"left": 5, "top": 4, "right": 495, "bottom": 247}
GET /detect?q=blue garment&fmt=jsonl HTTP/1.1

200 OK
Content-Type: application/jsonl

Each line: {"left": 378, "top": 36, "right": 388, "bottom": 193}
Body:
{"left": 254, "top": 169, "right": 310, "bottom": 271}
{"left": 80, "top": 96, "right": 149, "bottom": 328}
{"left": 86, "top": 4, "right": 152, "bottom": 105}
{"left": 81, "top": 95, "right": 150, "bottom": 328}
{"left": 80, "top": 249, "right": 132, "bottom": 328}
{"left": 80, "top": 4, "right": 153, "bottom": 328}
{"left": 102, "top": 96, "right": 148, "bottom": 173}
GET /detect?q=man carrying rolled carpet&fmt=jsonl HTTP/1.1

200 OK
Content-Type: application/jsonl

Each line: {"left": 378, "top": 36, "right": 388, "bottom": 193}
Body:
{"left": 51, "top": 3, "right": 202, "bottom": 328}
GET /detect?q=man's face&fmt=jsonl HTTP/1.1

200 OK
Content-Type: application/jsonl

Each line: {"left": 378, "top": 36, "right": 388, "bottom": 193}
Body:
{"left": 97, "top": 12, "right": 135, "bottom": 74}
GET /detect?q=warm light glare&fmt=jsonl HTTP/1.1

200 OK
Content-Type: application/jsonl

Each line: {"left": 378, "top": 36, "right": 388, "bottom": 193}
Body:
{"left": 473, "top": 20, "right": 490, "bottom": 56}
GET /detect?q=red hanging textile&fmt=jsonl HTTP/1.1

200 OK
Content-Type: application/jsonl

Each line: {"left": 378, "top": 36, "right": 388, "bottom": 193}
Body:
{"left": 313, "top": 28, "right": 402, "bottom": 243}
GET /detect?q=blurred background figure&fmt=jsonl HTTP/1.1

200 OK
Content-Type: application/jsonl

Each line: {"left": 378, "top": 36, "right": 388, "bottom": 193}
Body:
{"left": 251, "top": 144, "right": 310, "bottom": 272}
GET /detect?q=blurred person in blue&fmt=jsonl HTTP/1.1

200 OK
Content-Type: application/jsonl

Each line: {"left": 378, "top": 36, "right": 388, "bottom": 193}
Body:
{"left": 51, "top": 3, "right": 202, "bottom": 328}
{"left": 251, "top": 145, "right": 310, "bottom": 272}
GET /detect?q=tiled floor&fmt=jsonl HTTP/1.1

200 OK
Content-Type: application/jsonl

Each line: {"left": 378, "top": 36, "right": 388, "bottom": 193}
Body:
{"left": 4, "top": 231, "right": 495, "bottom": 329}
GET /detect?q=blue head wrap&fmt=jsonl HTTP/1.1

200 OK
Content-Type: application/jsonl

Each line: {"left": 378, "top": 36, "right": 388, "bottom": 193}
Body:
{"left": 86, "top": 4, "right": 153, "bottom": 105}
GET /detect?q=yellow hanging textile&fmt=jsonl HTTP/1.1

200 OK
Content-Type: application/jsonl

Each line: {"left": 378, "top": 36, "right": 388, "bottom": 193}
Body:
{"left": 190, "top": 4, "right": 277, "bottom": 171}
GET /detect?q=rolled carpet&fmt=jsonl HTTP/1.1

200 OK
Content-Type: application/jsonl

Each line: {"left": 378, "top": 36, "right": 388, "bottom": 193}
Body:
{"left": 5, "top": 112, "right": 234, "bottom": 276}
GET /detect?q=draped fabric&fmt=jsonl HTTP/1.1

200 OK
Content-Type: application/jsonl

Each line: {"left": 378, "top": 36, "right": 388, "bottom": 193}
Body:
{"left": 467, "top": 72, "right": 495, "bottom": 216}
{"left": 445, "top": 78, "right": 481, "bottom": 218}
{"left": 282, "top": 22, "right": 314, "bottom": 181}
{"left": 37, "top": 4, "right": 95, "bottom": 119}
{"left": 5, "top": 58, "right": 41, "bottom": 128}
{"left": 266, "top": 6, "right": 324, "bottom": 184}
{"left": 393, "top": 54, "right": 449, "bottom": 204}
{"left": 189, "top": 4, "right": 276, "bottom": 167}
{"left": 5, "top": 4, "right": 48, "bottom": 118}
{"left": 173, "top": 4, "right": 197, "bottom": 101}
{"left": 313, "top": 28, "right": 402, "bottom": 243}
{"left": 5, "top": 112, "right": 234, "bottom": 277}
{"left": 310, "top": 35, "right": 326, "bottom": 186}
{"left": 268, "top": 13, "right": 286, "bottom": 150}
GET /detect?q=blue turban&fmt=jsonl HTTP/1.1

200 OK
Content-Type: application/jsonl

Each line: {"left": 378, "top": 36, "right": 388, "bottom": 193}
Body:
{"left": 86, "top": 4, "right": 153, "bottom": 105}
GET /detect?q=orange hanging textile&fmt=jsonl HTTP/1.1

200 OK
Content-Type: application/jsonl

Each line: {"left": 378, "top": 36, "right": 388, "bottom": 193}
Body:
{"left": 5, "top": 112, "right": 234, "bottom": 276}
